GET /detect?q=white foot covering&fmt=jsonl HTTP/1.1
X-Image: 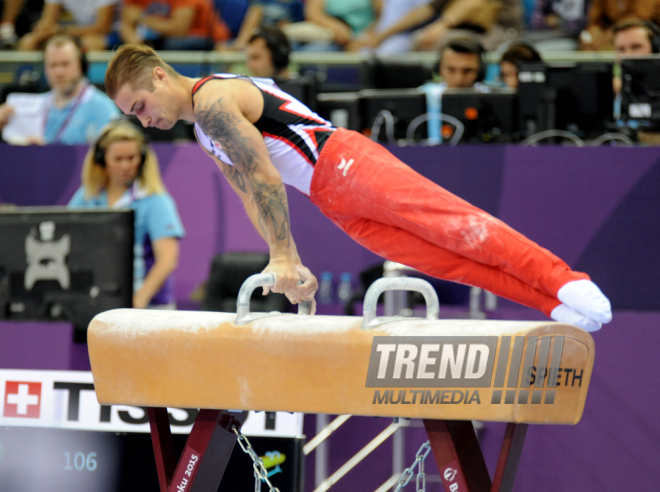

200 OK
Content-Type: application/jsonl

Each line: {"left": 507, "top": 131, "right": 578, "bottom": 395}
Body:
{"left": 551, "top": 304, "right": 602, "bottom": 332}
{"left": 557, "top": 279, "right": 612, "bottom": 324}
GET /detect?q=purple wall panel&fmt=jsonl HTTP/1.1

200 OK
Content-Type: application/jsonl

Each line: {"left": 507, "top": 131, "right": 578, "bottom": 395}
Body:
{"left": 499, "top": 146, "right": 659, "bottom": 265}
{"left": 3, "top": 143, "right": 660, "bottom": 309}
{"left": 0, "top": 321, "right": 90, "bottom": 371}
{"left": 160, "top": 145, "right": 227, "bottom": 300}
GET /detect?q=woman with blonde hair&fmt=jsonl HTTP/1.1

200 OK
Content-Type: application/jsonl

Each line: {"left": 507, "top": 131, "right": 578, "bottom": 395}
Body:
{"left": 68, "top": 120, "right": 184, "bottom": 309}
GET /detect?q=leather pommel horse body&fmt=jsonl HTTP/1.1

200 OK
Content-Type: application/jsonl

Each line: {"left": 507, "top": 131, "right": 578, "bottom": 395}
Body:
{"left": 88, "top": 275, "right": 595, "bottom": 492}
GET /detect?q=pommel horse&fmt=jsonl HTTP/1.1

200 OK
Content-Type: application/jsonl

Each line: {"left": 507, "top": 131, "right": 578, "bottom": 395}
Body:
{"left": 87, "top": 274, "right": 595, "bottom": 492}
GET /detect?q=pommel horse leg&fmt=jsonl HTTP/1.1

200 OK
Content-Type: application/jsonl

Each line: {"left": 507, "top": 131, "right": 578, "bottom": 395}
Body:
{"left": 423, "top": 419, "right": 528, "bottom": 492}
{"left": 148, "top": 407, "right": 248, "bottom": 492}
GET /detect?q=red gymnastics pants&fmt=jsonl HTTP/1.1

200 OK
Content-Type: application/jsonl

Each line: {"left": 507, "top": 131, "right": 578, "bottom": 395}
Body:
{"left": 309, "top": 128, "right": 589, "bottom": 316}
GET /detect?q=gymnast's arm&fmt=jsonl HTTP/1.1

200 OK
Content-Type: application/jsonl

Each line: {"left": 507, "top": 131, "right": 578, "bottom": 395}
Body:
{"left": 193, "top": 82, "right": 317, "bottom": 305}
{"left": 206, "top": 152, "right": 317, "bottom": 309}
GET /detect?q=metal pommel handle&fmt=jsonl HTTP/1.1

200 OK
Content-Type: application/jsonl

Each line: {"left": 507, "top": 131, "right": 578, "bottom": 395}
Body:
{"left": 235, "top": 273, "right": 312, "bottom": 325}
{"left": 362, "top": 277, "right": 440, "bottom": 330}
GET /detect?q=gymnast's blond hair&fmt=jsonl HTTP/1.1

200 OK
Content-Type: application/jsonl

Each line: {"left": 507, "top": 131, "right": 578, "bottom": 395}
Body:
{"left": 104, "top": 44, "right": 179, "bottom": 100}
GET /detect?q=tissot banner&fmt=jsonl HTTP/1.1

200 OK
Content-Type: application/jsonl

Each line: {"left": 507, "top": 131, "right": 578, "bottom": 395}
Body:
{"left": 0, "top": 369, "right": 302, "bottom": 437}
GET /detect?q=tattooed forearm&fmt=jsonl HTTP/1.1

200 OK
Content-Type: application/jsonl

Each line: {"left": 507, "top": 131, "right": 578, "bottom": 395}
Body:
{"left": 253, "top": 182, "right": 291, "bottom": 245}
{"left": 219, "top": 160, "right": 247, "bottom": 194}
{"left": 195, "top": 93, "right": 292, "bottom": 250}
{"left": 195, "top": 97, "right": 259, "bottom": 177}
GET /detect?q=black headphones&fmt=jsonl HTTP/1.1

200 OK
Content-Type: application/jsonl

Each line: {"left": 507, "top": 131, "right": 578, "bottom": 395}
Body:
{"left": 438, "top": 37, "right": 487, "bottom": 82}
{"left": 645, "top": 21, "right": 660, "bottom": 53}
{"left": 93, "top": 121, "right": 149, "bottom": 174}
{"left": 251, "top": 27, "right": 291, "bottom": 72}
{"left": 73, "top": 35, "right": 89, "bottom": 76}
{"left": 615, "top": 20, "right": 660, "bottom": 54}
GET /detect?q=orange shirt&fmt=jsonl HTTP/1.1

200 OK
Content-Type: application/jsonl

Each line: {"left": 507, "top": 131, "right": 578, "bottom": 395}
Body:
{"left": 124, "top": 0, "right": 230, "bottom": 41}
{"left": 587, "top": 0, "right": 660, "bottom": 29}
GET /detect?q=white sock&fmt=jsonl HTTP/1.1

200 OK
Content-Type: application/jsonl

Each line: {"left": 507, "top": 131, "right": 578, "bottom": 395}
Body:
{"left": 551, "top": 303, "right": 602, "bottom": 332}
{"left": 557, "top": 279, "right": 612, "bottom": 324}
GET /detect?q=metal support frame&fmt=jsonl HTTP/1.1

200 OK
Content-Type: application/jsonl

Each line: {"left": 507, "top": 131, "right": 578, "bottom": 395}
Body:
{"left": 424, "top": 419, "right": 528, "bottom": 492}
{"left": 147, "top": 407, "right": 248, "bottom": 492}
{"left": 491, "top": 423, "right": 529, "bottom": 492}
{"left": 313, "top": 420, "right": 407, "bottom": 492}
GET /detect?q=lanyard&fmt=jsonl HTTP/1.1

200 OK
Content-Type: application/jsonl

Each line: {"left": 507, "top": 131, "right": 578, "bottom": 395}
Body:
{"left": 43, "top": 82, "right": 89, "bottom": 144}
{"left": 110, "top": 182, "right": 145, "bottom": 210}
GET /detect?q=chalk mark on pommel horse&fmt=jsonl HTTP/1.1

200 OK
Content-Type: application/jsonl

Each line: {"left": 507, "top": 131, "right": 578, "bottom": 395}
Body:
{"left": 87, "top": 274, "right": 595, "bottom": 492}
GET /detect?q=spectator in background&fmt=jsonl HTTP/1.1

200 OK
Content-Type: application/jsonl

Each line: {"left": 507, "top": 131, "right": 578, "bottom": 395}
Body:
{"left": 612, "top": 19, "right": 657, "bottom": 98}
{"left": 580, "top": 0, "right": 660, "bottom": 51}
{"left": 0, "top": 0, "right": 24, "bottom": 48}
{"left": 259, "top": 0, "right": 303, "bottom": 26}
{"left": 499, "top": 41, "right": 542, "bottom": 88}
{"left": 0, "top": 34, "right": 119, "bottom": 144}
{"left": 68, "top": 121, "right": 185, "bottom": 309}
{"left": 17, "top": 0, "right": 117, "bottom": 51}
{"left": 221, "top": 0, "right": 304, "bottom": 51}
{"left": 300, "top": 0, "right": 379, "bottom": 51}
{"left": 613, "top": 18, "right": 658, "bottom": 56}
{"left": 120, "top": 0, "right": 230, "bottom": 50}
{"left": 612, "top": 19, "right": 660, "bottom": 140}
{"left": 417, "top": 36, "right": 487, "bottom": 144}
{"left": 361, "top": 0, "right": 522, "bottom": 52}
{"left": 530, "top": 0, "right": 589, "bottom": 46}
{"left": 356, "top": 0, "right": 430, "bottom": 54}
{"left": 246, "top": 26, "right": 291, "bottom": 78}
{"left": 439, "top": 36, "right": 486, "bottom": 88}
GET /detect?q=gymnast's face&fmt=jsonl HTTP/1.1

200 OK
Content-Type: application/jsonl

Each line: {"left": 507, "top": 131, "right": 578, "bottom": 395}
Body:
{"left": 104, "top": 140, "right": 142, "bottom": 189}
{"left": 114, "top": 69, "right": 178, "bottom": 130}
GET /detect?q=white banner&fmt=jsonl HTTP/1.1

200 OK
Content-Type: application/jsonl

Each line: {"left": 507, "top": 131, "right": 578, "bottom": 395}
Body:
{"left": 0, "top": 369, "right": 303, "bottom": 438}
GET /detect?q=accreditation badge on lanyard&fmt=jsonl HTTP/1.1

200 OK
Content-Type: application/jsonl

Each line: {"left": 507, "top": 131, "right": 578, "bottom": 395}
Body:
{"left": 43, "top": 82, "right": 90, "bottom": 144}
{"left": 111, "top": 182, "right": 148, "bottom": 210}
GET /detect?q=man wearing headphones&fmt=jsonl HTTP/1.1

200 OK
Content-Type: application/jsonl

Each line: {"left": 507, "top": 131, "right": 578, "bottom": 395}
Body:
{"left": 245, "top": 26, "right": 292, "bottom": 79}
{"left": 612, "top": 19, "right": 660, "bottom": 139}
{"left": 613, "top": 19, "right": 660, "bottom": 57}
{"left": 580, "top": 0, "right": 660, "bottom": 51}
{"left": 0, "top": 33, "right": 119, "bottom": 144}
{"left": 438, "top": 36, "right": 486, "bottom": 88}
{"left": 612, "top": 19, "right": 659, "bottom": 97}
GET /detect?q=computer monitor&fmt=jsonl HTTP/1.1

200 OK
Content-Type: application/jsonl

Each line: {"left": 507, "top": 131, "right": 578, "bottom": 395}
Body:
{"left": 360, "top": 88, "right": 427, "bottom": 143}
{"left": 0, "top": 427, "right": 303, "bottom": 492}
{"left": 275, "top": 73, "right": 319, "bottom": 112}
{"left": 441, "top": 88, "right": 518, "bottom": 143}
{"left": 360, "top": 58, "right": 434, "bottom": 89}
{"left": 620, "top": 55, "right": 660, "bottom": 128}
{"left": 517, "top": 62, "right": 614, "bottom": 138}
{"left": 0, "top": 207, "right": 134, "bottom": 340}
{"left": 316, "top": 91, "right": 362, "bottom": 131}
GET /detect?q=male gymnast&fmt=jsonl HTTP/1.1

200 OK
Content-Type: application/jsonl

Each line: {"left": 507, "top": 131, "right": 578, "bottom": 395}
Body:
{"left": 104, "top": 45, "right": 612, "bottom": 331}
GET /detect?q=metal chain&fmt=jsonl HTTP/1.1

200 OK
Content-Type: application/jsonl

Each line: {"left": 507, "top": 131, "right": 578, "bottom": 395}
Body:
{"left": 232, "top": 426, "right": 281, "bottom": 492}
{"left": 394, "top": 441, "right": 431, "bottom": 492}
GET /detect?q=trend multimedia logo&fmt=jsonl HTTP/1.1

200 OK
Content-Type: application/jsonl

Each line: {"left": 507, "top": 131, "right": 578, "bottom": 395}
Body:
{"left": 366, "top": 336, "right": 583, "bottom": 405}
